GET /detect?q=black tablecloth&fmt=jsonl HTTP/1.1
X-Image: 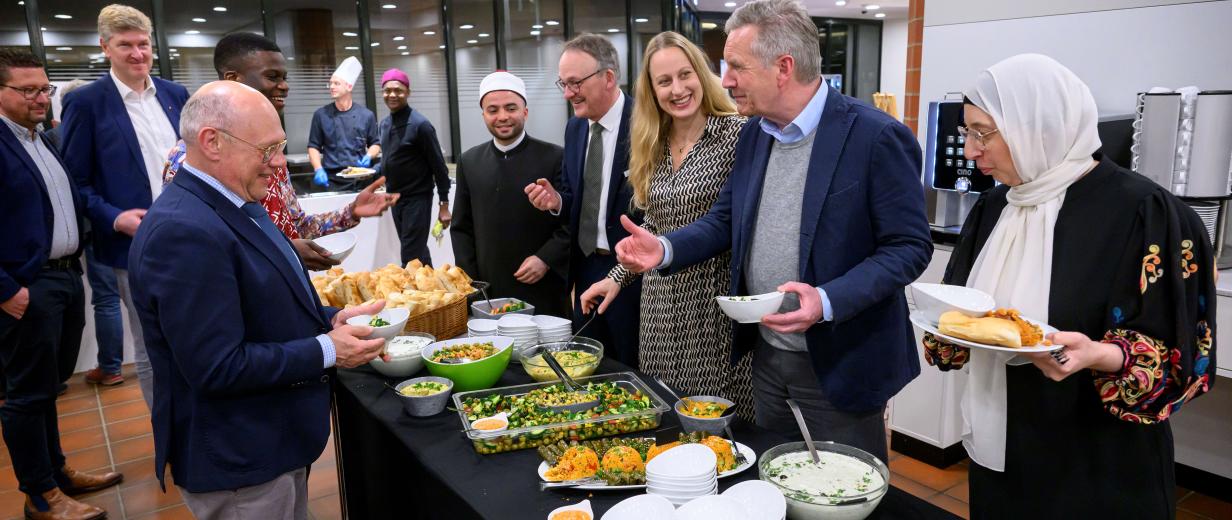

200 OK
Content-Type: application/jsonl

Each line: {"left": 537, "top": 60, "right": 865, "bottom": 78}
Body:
{"left": 333, "top": 358, "right": 961, "bottom": 520}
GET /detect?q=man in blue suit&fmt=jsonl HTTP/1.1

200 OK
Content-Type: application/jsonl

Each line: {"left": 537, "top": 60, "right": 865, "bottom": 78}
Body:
{"left": 60, "top": 4, "right": 189, "bottom": 407}
{"left": 615, "top": 0, "right": 932, "bottom": 462}
{"left": 524, "top": 34, "right": 643, "bottom": 368}
{"left": 0, "top": 48, "right": 122, "bottom": 520}
{"left": 128, "top": 81, "right": 386, "bottom": 517}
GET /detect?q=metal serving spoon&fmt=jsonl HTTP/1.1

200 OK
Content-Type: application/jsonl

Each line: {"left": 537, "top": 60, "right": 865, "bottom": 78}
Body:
{"left": 786, "top": 398, "right": 820, "bottom": 464}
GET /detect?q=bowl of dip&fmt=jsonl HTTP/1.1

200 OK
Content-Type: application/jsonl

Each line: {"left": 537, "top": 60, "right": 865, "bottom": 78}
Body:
{"left": 758, "top": 441, "right": 889, "bottom": 520}
{"left": 393, "top": 376, "right": 454, "bottom": 417}
{"left": 369, "top": 332, "right": 435, "bottom": 378}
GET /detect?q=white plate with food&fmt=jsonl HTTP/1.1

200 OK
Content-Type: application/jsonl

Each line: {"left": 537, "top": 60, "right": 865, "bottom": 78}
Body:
{"left": 337, "top": 166, "right": 377, "bottom": 179}
{"left": 537, "top": 442, "right": 757, "bottom": 491}
{"left": 910, "top": 310, "right": 1062, "bottom": 353}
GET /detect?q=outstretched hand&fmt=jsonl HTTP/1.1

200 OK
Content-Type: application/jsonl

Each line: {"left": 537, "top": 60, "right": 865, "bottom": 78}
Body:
{"left": 614, "top": 215, "right": 663, "bottom": 274}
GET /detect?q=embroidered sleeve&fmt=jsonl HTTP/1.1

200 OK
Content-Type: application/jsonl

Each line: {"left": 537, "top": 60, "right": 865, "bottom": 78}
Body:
{"left": 923, "top": 333, "right": 969, "bottom": 371}
{"left": 1095, "top": 326, "right": 1213, "bottom": 424}
{"left": 161, "top": 140, "right": 186, "bottom": 186}
{"left": 285, "top": 177, "right": 361, "bottom": 240}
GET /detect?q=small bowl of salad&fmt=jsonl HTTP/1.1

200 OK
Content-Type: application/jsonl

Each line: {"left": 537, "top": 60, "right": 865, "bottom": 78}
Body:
{"left": 714, "top": 292, "right": 785, "bottom": 324}
{"left": 393, "top": 376, "right": 454, "bottom": 417}
{"left": 345, "top": 307, "right": 411, "bottom": 343}
{"left": 421, "top": 336, "right": 515, "bottom": 391}
{"left": 674, "top": 395, "right": 737, "bottom": 435}
{"left": 470, "top": 297, "right": 535, "bottom": 318}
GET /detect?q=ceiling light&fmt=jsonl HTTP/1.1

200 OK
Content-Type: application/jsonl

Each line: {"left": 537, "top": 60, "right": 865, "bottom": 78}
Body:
{"left": 835, "top": 0, "right": 846, "bottom": 5}
{"left": 866, "top": 4, "right": 880, "bottom": 9}
{"left": 401, "top": 52, "right": 409, "bottom": 56}
{"left": 343, "top": 31, "right": 357, "bottom": 37}
{"left": 530, "top": 30, "right": 541, "bottom": 36}
{"left": 185, "top": 30, "right": 200, "bottom": 34}
{"left": 478, "top": 33, "right": 489, "bottom": 37}
{"left": 213, "top": 6, "right": 226, "bottom": 12}
{"left": 423, "top": 30, "right": 436, "bottom": 35}
{"left": 371, "top": 42, "right": 380, "bottom": 46}
{"left": 18, "top": 1, "right": 24, "bottom": 5}
{"left": 55, "top": 46, "right": 72, "bottom": 50}
{"left": 382, "top": 3, "right": 396, "bottom": 8}
{"left": 532, "top": 24, "right": 543, "bottom": 29}
{"left": 393, "top": 36, "right": 405, "bottom": 41}
{"left": 724, "top": 1, "right": 737, "bottom": 6}
{"left": 701, "top": 22, "right": 717, "bottom": 29}
{"left": 439, "top": 44, "right": 446, "bottom": 49}
{"left": 54, "top": 59, "right": 62, "bottom": 63}
{"left": 345, "top": 46, "right": 359, "bottom": 50}
{"left": 545, "top": 20, "right": 559, "bottom": 26}
{"left": 634, "top": 18, "right": 649, "bottom": 23}
{"left": 169, "top": 48, "right": 178, "bottom": 52}
{"left": 397, "top": 45, "right": 407, "bottom": 50}
{"left": 466, "top": 39, "right": 478, "bottom": 44}
{"left": 54, "top": 13, "right": 71, "bottom": 19}
{"left": 192, "top": 17, "right": 206, "bottom": 22}
{"left": 40, "top": 26, "right": 46, "bottom": 31}
{"left": 607, "top": 28, "right": 619, "bottom": 33}
{"left": 874, "top": 12, "right": 886, "bottom": 17}
{"left": 460, "top": 24, "right": 474, "bottom": 29}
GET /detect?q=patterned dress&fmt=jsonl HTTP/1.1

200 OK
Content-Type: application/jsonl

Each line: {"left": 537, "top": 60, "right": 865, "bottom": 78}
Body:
{"left": 162, "top": 140, "right": 359, "bottom": 239}
{"left": 610, "top": 114, "right": 755, "bottom": 421}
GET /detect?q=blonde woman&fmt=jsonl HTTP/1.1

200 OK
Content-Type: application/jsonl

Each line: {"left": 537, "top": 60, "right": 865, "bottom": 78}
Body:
{"left": 579, "top": 31, "right": 752, "bottom": 419}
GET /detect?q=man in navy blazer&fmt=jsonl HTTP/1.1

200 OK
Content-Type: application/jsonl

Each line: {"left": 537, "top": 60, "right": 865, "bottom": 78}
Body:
{"left": 0, "top": 48, "right": 123, "bottom": 520}
{"left": 615, "top": 0, "right": 932, "bottom": 462}
{"left": 128, "top": 81, "right": 386, "bottom": 517}
{"left": 524, "top": 34, "right": 643, "bottom": 368}
{"left": 59, "top": 4, "right": 189, "bottom": 406}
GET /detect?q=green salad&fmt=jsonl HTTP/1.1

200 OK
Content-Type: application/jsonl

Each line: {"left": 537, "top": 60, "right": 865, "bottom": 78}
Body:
{"left": 369, "top": 316, "right": 390, "bottom": 327}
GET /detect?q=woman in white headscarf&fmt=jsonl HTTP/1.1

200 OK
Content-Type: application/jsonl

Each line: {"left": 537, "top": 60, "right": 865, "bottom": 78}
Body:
{"left": 922, "top": 54, "right": 1216, "bottom": 518}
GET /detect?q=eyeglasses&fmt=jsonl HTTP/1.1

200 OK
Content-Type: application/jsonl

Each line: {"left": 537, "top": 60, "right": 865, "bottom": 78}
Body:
{"left": 215, "top": 128, "right": 287, "bottom": 164}
{"left": 555, "top": 69, "right": 604, "bottom": 93}
{"left": 957, "top": 125, "right": 999, "bottom": 150}
{"left": 0, "top": 84, "right": 57, "bottom": 100}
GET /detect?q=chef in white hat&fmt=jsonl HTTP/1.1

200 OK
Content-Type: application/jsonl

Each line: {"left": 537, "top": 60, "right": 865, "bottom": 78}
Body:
{"left": 307, "top": 56, "right": 380, "bottom": 188}
{"left": 450, "top": 70, "right": 573, "bottom": 318}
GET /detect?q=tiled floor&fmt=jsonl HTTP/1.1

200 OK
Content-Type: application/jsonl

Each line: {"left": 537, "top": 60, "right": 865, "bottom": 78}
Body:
{"left": 1, "top": 365, "right": 1228, "bottom": 519}
{"left": 0, "top": 365, "right": 340, "bottom": 520}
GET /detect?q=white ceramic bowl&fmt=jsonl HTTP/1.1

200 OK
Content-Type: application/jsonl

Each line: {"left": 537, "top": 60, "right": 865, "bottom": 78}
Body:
{"left": 646, "top": 444, "right": 718, "bottom": 479}
{"left": 758, "top": 441, "right": 888, "bottom": 520}
{"left": 312, "top": 231, "right": 357, "bottom": 262}
{"left": 676, "top": 495, "right": 754, "bottom": 520}
{"left": 368, "top": 333, "right": 434, "bottom": 378}
{"left": 346, "top": 307, "right": 411, "bottom": 343}
{"left": 547, "top": 500, "right": 592, "bottom": 520}
{"left": 722, "top": 480, "right": 787, "bottom": 520}
{"left": 908, "top": 282, "right": 995, "bottom": 325}
{"left": 715, "top": 292, "right": 785, "bottom": 324}
{"left": 647, "top": 479, "right": 717, "bottom": 494}
{"left": 600, "top": 494, "right": 675, "bottom": 520}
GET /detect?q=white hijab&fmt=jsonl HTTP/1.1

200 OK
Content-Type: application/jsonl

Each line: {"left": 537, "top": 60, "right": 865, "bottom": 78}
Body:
{"left": 959, "top": 54, "right": 1101, "bottom": 472}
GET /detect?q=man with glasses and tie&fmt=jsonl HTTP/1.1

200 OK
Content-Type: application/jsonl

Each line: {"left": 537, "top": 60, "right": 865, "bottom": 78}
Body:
{"left": 128, "top": 81, "right": 388, "bottom": 518}
{"left": 0, "top": 48, "right": 123, "bottom": 520}
{"left": 524, "top": 34, "right": 643, "bottom": 368}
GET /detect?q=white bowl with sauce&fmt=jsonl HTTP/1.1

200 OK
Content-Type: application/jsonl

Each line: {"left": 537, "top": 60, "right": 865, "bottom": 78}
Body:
{"left": 469, "top": 411, "right": 509, "bottom": 433}
{"left": 758, "top": 441, "right": 889, "bottom": 520}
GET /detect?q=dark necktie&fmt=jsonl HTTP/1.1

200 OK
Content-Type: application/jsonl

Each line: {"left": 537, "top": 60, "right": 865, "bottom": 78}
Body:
{"left": 578, "top": 122, "right": 604, "bottom": 256}
{"left": 241, "top": 202, "right": 313, "bottom": 300}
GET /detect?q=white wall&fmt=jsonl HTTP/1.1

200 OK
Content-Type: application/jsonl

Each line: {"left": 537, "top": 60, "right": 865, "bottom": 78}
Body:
{"left": 878, "top": 19, "right": 908, "bottom": 121}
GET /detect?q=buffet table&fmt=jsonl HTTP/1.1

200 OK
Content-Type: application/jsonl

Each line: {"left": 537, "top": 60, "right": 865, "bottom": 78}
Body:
{"left": 333, "top": 358, "right": 962, "bottom": 520}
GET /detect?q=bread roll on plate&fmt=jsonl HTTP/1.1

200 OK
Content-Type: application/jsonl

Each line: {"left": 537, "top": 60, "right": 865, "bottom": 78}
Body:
{"left": 938, "top": 309, "right": 1046, "bottom": 348}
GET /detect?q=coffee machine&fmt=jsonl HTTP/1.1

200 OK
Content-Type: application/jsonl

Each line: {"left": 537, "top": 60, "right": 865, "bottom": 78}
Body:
{"left": 923, "top": 94, "right": 993, "bottom": 232}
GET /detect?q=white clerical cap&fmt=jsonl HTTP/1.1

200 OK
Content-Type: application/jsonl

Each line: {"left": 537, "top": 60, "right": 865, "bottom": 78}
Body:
{"left": 332, "top": 56, "right": 363, "bottom": 87}
{"left": 478, "top": 70, "right": 527, "bottom": 106}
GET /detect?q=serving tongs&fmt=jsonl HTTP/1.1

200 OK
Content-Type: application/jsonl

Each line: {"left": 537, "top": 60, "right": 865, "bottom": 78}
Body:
{"left": 537, "top": 349, "right": 600, "bottom": 413}
{"left": 654, "top": 377, "right": 745, "bottom": 465}
{"left": 539, "top": 476, "right": 606, "bottom": 490}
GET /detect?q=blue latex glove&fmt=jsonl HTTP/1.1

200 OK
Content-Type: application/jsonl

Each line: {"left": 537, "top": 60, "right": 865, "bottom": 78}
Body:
{"left": 357, "top": 154, "right": 372, "bottom": 168}
{"left": 313, "top": 167, "right": 329, "bottom": 187}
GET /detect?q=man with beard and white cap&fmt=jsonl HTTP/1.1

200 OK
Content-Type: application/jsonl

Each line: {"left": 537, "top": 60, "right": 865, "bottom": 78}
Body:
{"left": 376, "top": 68, "right": 451, "bottom": 266}
{"left": 308, "top": 56, "right": 379, "bottom": 190}
{"left": 451, "top": 71, "right": 571, "bottom": 317}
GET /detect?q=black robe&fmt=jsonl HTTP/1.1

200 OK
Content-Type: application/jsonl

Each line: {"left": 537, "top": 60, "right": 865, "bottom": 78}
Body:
{"left": 451, "top": 135, "right": 571, "bottom": 318}
{"left": 941, "top": 158, "right": 1217, "bottom": 519}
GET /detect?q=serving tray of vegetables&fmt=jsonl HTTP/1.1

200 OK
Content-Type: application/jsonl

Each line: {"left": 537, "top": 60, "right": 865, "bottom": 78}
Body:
{"left": 453, "top": 372, "right": 670, "bottom": 454}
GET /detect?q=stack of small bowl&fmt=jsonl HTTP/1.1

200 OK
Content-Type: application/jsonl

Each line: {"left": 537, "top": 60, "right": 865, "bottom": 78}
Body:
{"left": 496, "top": 314, "right": 539, "bottom": 354}
{"left": 531, "top": 314, "right": 572, "bottom": 343}
{"left": 467, "top": 318, "right": 498, "bottom": 337}
{"left": 645, "top": 444, "right": 718, "bottom": 506}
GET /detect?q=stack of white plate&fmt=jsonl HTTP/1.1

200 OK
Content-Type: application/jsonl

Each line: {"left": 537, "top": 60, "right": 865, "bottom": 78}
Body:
{"left": 467, "top": 318, "right": 498, "bottom": 338}
{"left": 645, "top": 444, "right": 718, "bottom": 506}
{"left": 496, "top": 314, "right": 539, "bottom": 351}
{"left": 532, "top": 314, "right": 573, "bottom": 343}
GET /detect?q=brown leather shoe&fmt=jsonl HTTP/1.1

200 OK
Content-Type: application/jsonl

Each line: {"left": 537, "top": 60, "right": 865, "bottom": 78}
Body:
{"left": 23, "top": 488, "right": 106, "bottom": 520}
{"left": 57, "top": 465, "right": 123, "bottom": 496}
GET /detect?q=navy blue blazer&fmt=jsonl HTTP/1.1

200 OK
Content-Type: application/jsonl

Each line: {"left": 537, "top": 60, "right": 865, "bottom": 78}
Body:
{"left": 665, "top": 88, "right": 933, "bottom": 412}
{"left": 0, "top": 127, "right": 84, "bottom": 307}
{"left": 60, "top": 75, "right": 188, "bottom": 269}
{"left": 128, "top": 171, "right": 337, "bottom": 493}
{"left": 557, "top": 95, "right": 642, "bottom": 271}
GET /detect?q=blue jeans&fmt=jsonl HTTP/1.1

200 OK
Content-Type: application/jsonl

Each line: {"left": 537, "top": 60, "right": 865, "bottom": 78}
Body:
{"left": 85, "top": 245, "right": 123, "bottom": 374}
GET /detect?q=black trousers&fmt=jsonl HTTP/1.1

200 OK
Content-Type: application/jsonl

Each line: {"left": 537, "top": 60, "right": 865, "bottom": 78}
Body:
{"left": 393, "top": 194, "right": 434, "bottom": 267}
{"left": 572, "top": 252, "right": 641, "bottom": 369}
{"left": 0, "top": 266, "right": 84, "bottom": 497}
